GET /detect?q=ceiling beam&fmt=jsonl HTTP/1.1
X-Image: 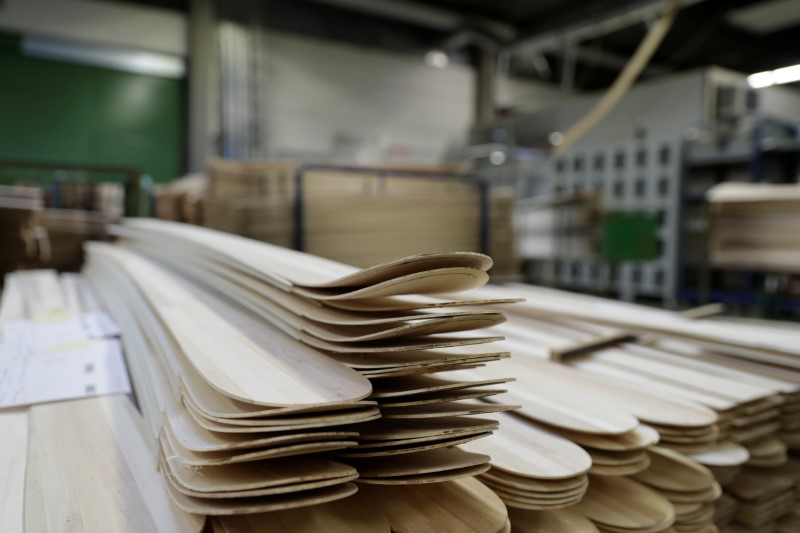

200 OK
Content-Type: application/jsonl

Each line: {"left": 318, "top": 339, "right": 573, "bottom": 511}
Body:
{"left": 300, "top": 0, "right": 516, "bottom": 41}
{"left": 572, "top": 45, "right": 669, "bottom": 75}
{"left": 512, "top": 0, "right": 706, "bottom": 56}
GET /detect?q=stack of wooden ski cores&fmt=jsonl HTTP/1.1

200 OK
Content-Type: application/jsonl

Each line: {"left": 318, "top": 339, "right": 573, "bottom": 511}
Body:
{"left": 80, "top": 218, "right": 515, "bottom": 529}
{"left": 445, "top": 282, "right": 800, "bottom": 532}
{"left": 707, "top": 181, "right": 800, "bottom": 271}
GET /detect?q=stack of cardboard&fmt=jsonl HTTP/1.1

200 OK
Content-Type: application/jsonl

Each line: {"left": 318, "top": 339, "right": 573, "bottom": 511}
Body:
{"left": 37, "top": 209, "right": 109, "bottom": 271}
{"left": 0, "top": 185, "right": 43, "bottom": 278}
{"left": 514, "top": 191, "right": 601, "bottom": 261}
{"left": 202, "top": 159, "right": 518, "bottom": 275}
{"left": 154, "top": 174, "right": 208, "bottom": 225}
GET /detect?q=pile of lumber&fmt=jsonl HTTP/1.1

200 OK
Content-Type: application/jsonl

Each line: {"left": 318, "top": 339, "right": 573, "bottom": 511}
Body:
{"left": 36, "top": 208, "right": 109, "bottom": 271}
{"left": 515, "top": 190, "right": 601, "bottom": 261}
{"left": 154, "top": 174, "right": 208, "bottom": 225}
{"left": 708, "top": 182, "right": 800, "bottom": 271}
{"left": 0, "top": 184, "right": 111, "bottom": 276}
{"left": 0, "top": 185, "right": 43, "bottom": 278}
{"left": 1, "top": 227, "right": 516, "bottom": 531}
{"left": 456, "top": 282, "right": 800, "bottom": 531}
{"left": 203, "top": 159, "right": 518, "bottom": 275}
{"left": 446, "top": 343, "right": 714, "bottom": 532}
{"left": 10, "top": 215, "right": 800, "bottom": 531}
{"left": 77, "top": 218, "right": 516, "bottom": 526}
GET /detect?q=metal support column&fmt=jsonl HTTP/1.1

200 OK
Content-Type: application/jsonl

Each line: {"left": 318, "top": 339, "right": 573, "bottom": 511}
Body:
{"left": 188, "top": 0, "right": 217, "bottom": 172}
{"left": 475, "top": 48, "right": 497, "bottom": 123}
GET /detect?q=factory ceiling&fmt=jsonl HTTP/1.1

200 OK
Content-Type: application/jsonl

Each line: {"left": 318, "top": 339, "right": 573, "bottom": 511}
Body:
{"left": 109, "top": 0, "right": 800, "bottom": 91}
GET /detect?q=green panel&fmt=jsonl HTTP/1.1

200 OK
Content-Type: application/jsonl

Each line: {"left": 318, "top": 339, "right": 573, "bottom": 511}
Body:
{"left": 0, "top": 38, "right": 183, "bottom": 182}
{"left": 601, "top": 212, "right": 660, "bottom": 262}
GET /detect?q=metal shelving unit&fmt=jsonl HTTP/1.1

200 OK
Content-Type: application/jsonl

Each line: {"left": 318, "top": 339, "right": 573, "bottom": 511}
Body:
{"left": 545, "top": 137, "right": 683, "bottom": 304}
{"left": 676, "top": 116, "right": 800, "bottom": 316}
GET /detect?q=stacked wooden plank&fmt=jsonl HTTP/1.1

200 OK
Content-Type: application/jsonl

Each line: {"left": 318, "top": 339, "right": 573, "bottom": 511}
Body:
{"left": 35, "top": 208, "right": 109, "bottom": 271}
{"left": 459, "top": 282, "right": 800, "bottom": 531}
{"left": 632, "top": 447, "right": 720, "bottom": 532}
{"left": 203, "top": 159, "right": 518, "bottom": 275}
{"left": 723, "top": 468, "right": 796, "bottom": 531}
{"left": 574, "top": 475, "right": 677, "bottom": 533}
{"left": 439, "top": 340, "right": 721, "bottom": 531}
{"left": 707, "top": 182, "right": 800, "bottom": 271}
{"left": 0, "top": 269, "right": 198, "bottom": 532}
{"left": 21, "top": 396, "right": 205, "bottom": 533}
{"left": 0, "top": 185, "right": 43, "bottom": 278}
{"left": 515, "top": 190, "right": 601, "bottom": 261}
{"left": 486, "top": 283, "right": 800, "bottom": 370}
{"left": 80, "top": 218, "right": 515, "bottom": 520}
{"left": 1, "top": 267, "right": 511, "bottom": 532}
{"left": 154, "top": 174, "right": 208, "bottom": 225}
{"left": 1, "top": 185, "right": 112, "bottom": 274}
{"left": 569, "top": 343, "right": 783, "bottom": 454}
{"left": 464, "top": 410, "right": 592, "bottom": 511}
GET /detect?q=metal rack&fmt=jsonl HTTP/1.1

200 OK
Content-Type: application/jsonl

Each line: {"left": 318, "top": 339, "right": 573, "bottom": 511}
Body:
{"left": 542, "top": 137, "right": 682, "bottom": 304}
{"left": 676, "top": 116, "right": 800, "bottom": 316}
{"left": 0, "top": 159, "right": 150, "bottom": 217}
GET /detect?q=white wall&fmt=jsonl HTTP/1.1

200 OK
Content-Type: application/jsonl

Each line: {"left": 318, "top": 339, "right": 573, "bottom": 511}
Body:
{"left": 260, "top": 30, "right": 570, "bottom": 162}
{"left": 0, "top": 0, "right": 186, "bottom": 55}
{"left": 760, "top": 85, "right": 800, "bottom": 122}
{"left": 262, "top": 30, "right": 475, "bottom": 162}
{"left": 499, "top": 76, "right": 570, "bottom": 113}
{"left": 549, "top": 69, "right": 710, "bottom": 150}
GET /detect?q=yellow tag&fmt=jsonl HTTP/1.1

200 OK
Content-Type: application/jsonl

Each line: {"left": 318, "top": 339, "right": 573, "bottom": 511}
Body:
{"left": 35, "top": 309, "right": 71, "bottom": 324}
{"left": 47, "top": 339, "right": 92, "bottom": 353}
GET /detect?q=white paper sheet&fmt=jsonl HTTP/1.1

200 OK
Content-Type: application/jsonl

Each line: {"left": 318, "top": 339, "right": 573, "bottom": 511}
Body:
{"left": 0, "top": 313, "right": 130, "bottom": 410}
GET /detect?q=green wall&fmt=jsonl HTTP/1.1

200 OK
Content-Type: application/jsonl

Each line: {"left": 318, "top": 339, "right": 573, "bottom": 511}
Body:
{"left": 0, "top": 33, "right": 184, "bottom": 182}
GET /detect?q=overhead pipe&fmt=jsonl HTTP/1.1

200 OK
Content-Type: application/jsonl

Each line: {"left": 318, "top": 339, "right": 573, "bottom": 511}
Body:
{"left": 554, "top": 0, "right": 682, "bottom": 154}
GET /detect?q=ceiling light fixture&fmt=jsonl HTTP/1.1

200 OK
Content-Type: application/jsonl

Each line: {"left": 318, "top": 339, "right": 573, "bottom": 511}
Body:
{"left": 425, "top": 49, "right": 449, "bottom": 68}
{"left": 747, "top": 64, "right": 800, "bottom": 89}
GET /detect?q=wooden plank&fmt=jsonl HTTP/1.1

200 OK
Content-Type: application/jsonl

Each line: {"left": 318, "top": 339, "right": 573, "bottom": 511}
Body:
{"left": 24, "top": 397, "right": 203, "bottom": 533}
{"left": 479, "top": 470, "right": 587, "bottom": 492}
{"left": 350, "top": 447, "right": 490, "bottom": 478}
{"left": 376, "top": 388, "right": 506, "bottom": 408}
{"left": 588, "top": 456, "right": 651, "bottom": 476}
{"left": 633, "top": 447, "right": 715, "bottom": 493}
{"left": 355, "top": 416, "right": 498, "bottom": 441}
{"left": 461, "top": 411, "right": 592, "bottom": 480}
{"left": 356, "top": 464, "right": 491, "bottom": 485}
{"left": 337, "top": 431, "right": 492, "bottom": 457}
{"left": 90, "top": 244, "right": 373, "bottom": 407}
{"left": 575, "top": 476, "right": 675, "bottom": 533}
{"left": 480, "top": 478, "right": 588, "bottom": 500}
{"left": 210, "top": 490, "right": 391, "bottom": 532}
{"left": 369, "top": 375, "right": 514, "bottom": 398}
{"left": 446, "top": 358, "right": 641, "bottom": 435}
{"left": 115, "top": 218, "right": 491, "bottom": 296}
{"left": 166, "top": 405, "right": 360, "bottom": 452}
{"left": 507, "top": 508, "right": 599, "bottom": 533}
{"left": 0, "top": 409, "right": 27, "bottom": 533}
{"left": 358, "top": 477, "right": 507, "bottom": 533}
{"left": 161, "top": 426, "right": 356, "bottom": 466}
{"left": 162, "top": 470, "right": 358, "bottom": 516}
{"left": 378, "top": 401, "right": 519, "bottom": 419}
{"left": 542, "top": 424, "right": 659, "bottom": 452}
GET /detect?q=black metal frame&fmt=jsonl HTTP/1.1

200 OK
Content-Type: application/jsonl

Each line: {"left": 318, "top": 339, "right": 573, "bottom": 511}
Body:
{"left": 0, "top": 159, "right": 143, "bottom": 216}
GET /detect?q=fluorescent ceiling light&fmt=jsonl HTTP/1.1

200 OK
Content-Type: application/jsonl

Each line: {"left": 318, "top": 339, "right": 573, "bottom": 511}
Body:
{"left": 748, "top": 63, "right": 800, "bottom": 89}
{"left": 22, "top": 36, "right": 185, "bottom": 79}
{"left": 774, "top": 64, "right": 800, "bottom": 85}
